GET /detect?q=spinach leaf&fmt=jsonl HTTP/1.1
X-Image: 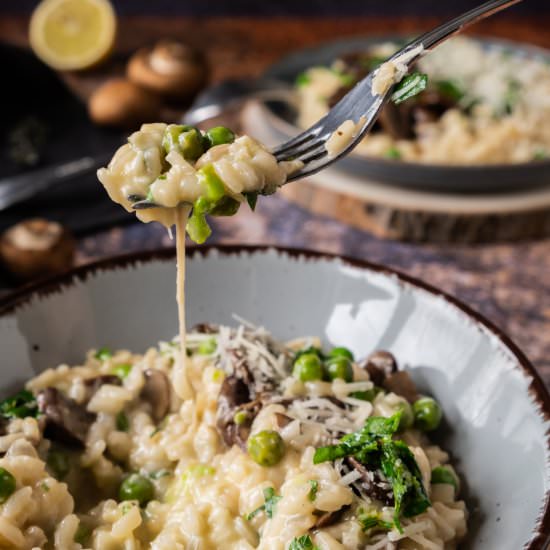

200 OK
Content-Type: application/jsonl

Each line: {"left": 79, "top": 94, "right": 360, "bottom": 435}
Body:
{"left": 391, "top": 72, "right": 428, "bottom": 105}
{"left": 0, "top": 389, "right": 38, "bottom": 419}
{"left": 289, "top": 535, "right": 319, "bottom": 550}
{"left": 380, "top": 440, "right": 430, "bottom": 531}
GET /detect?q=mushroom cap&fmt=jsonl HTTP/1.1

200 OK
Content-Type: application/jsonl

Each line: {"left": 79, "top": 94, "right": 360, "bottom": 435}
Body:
{"left": 88, "top": 78, "right": 161, "bottom": 128}
{"left": 127, "top": 40, "right": 208, "bottom": 100}
{"left": 0, "top": 218, "right": 75, "bottom": 281}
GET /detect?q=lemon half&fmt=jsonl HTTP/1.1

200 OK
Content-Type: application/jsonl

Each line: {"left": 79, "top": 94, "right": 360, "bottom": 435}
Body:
{"left": 29, "top": 0, "right": 116, "bottom": 71}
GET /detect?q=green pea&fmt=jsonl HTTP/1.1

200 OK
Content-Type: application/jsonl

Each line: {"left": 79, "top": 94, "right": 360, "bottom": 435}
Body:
{"left": 247, "top": 430, "right": 285, "bottom": 467}
{"left": 233, "top": 410, "right": 249, "bottom": 425}
{"left": 162, "top": 124, "right": 192, "bottom": 154}
{"left": 178, "top": 127, "right": 206, "bottom": 161}
{"left": 197, "top": 338, "right": 217, "bottom": 355}
{"left": 95, "top": 347, "right": 112, "bottom": 361}
{"left": 350, "top": 386, "right": 383, "bottom": 402}
{"left": 328, "top": 347, "right": 354, "bottom": 361}
{"left": 325, "top": 357, "right": 354, "bottom": 382}
{"left": 209, "top": 196, "right": 240, "bottom": 216}
{"left": 116, "top": 411, "right": 130, "bottom": 432}
{"left": 413, "top": 397, "right": 443, "bottom": 432}
{"left": 396, "top": 400, "right": 414, "bottom": 432}
{"left": 204, "top": 126, "right": 235, "bottom": 148}
{"left": 112, "top": 363, "right": 132, "bottom": 379}
{"left": 431, "top": 466, "right": 458, "bottom": 490}
{"left": 47, "top": 449, "right": 70, "bottom": 480}
{"left": 119, "top": 473, "right": 155, "bottom": 506}
{"left": 198, "top": 164, "right": 226, "bottom": 202}
{"left": 0, "top": 468, "right": 16, "bottom": 503}
{"left": 292, "top": 353, "right": 323, "bottom": 382}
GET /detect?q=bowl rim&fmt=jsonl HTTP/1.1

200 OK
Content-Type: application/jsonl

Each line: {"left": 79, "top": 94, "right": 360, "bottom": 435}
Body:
{"left": 262, "top": 33, "right": 550, "bottom": 173}
{"left": 0, "top": 243, "right": 549, "bottom": 546}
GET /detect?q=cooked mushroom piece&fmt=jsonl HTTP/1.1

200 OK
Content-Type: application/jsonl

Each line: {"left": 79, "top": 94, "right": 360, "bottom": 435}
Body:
{"left": 383, "top": 371, "right": 419, "bottom": 404}
{"left": 140, "top": 369, "right": 171, "bottom": 422}
{"left": 314, "top": 505, "right": 350, "bottom": 528}
{"left": 360, "top": 350, "right": 398, "bottom": 386}
{"left": 37, "top": 388, "right": 96, "bottom": 448}
{"left": 346, "top": 456, "right": 394, "bottom": 506}
{"left": 191, "top": 323, "right": 218, "bottom": 334}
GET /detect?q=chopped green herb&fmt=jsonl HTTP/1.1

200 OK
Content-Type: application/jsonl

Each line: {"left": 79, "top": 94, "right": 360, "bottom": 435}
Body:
{"left": 41, "top": 481, "right": 50, "bottom": 492}
{"left": 244, "top": 191, "right": 258, "bottom": 211}
{"left": 534, "top": 149, "right": 548, "bottom": 161}
{"left": 436, "top": 79, "right": 465, "bottom": 102}
{"left": 146, "top": 187, "right": 155, "bottom": 202}
{"left": 308, "top": 479, "right": 318, "bottom": 501}
{"left": 112, "top": 363, "right": 132, "bottom": 380}
{"left": 350, "top": 386, "right": 383, "bottom": 402}
{"left": 295, "top": 72, "right": 311, "bottom": 87}
{"left": 431, "top": 466, "right": 457, "bottom": 490}
{"left": 0, "top": 389, "right": 38, "bottom": 419}
{"left": 95, "top": 347, "right": 112, "bottom": 360}
{"left": 246, "top": 487, "right": 282, "bottom": 520}
{"left": 289, "top": 535, "right": 319, "bottom": 550}
{"left": 157, "top": 174, "right": 167, "bottom": 180}
{"left": 0, "top": 468, "right": 16, "bottom": 503}
{"left": 391, "top": 72, "right": 428, "bottom": 105}
{"left": 384, "top": 147, "right": 402, "bottom": 160}
{"left": 47, "top": 449, "right": 70, "bottom": 480}
{"left": 502, "top": 79, "right": 521, "bottom": 115}
{"left": 74, "top": 524, "right": 92, "bottom": 545}
{"left": 357, "top": 510, "right": 393, "bottom": 532}
{"left": 116, "top": 411, "right": 129, "bottom": 432}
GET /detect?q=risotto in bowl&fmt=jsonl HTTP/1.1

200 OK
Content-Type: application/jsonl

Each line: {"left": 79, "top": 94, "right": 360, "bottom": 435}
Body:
{"left": 0, "top": 246, "right": 548, "bottom": 549}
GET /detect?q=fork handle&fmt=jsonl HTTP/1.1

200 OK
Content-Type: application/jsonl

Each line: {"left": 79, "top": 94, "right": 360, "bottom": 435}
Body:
{"left": 416, "top": 0, "right": 524, "bottom": 52}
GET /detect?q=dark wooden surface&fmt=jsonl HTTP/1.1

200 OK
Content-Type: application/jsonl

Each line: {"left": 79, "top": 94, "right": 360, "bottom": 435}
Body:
{"left": 2, "top": 15, "right": 550, "bottom": 387}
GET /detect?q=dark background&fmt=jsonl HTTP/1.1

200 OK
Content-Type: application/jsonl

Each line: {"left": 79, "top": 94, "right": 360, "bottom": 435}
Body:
{"left": 0, "top": 0, "right": 547, "bottom": 16}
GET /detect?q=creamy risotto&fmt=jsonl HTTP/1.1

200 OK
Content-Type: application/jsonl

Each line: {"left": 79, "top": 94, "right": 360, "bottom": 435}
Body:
{"left": 0, "top": 323, "right": 467, "bottom": 549}
{"left": 297, "top": 37, "right": 550, "bottom": 164}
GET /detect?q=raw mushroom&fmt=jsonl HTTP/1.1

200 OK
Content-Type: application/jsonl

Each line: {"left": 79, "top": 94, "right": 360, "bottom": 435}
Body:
{"left": 0, "top": 219, "right": 75, "bottom": 282}
{"left": 88, "top": 78, "right": 161, "bottom": 128}
{"left": 127, "top": 40, "right": 208, "bottom": 101}
{"left": 140, "top": 369, "right": 171, "bottom": 422}
{"left": 37, "top": 388, "right": 96, "bottom": 448}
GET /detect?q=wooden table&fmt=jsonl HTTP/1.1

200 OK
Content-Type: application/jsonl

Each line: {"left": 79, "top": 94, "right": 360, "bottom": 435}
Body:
{"left": 2, "top": 15, "right": 550, "bottom": 386}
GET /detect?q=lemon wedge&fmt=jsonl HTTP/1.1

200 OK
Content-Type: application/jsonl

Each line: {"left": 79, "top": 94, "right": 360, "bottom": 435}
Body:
{"left": 29, "top": 0, "right": 116, "bottom": 71}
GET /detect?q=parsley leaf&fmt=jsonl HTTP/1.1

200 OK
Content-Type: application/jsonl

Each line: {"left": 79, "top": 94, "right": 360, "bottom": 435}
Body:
{"left": 391, "top": 72, "right": 428, "bottom": 105}
{"left": 308, "top": 480, "right": 318, "bottom": 501}
{"left": 246, "top": 487, "right": 281, "bottom": 520}
{"left": 289, "top": 535, "right": 319, "bottom": 550}
{"left": 0, "top": 389, "right": 38, "bottom": 419}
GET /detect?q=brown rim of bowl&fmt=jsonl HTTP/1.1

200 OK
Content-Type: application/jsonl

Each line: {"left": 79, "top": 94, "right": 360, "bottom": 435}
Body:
{"left": 0, "top": 244, "right": 548, "bottom": 547}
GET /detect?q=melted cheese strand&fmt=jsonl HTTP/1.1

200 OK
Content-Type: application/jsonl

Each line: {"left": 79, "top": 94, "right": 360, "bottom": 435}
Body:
{"left": 174, "top": 204, "right": 193, "bottom": 400}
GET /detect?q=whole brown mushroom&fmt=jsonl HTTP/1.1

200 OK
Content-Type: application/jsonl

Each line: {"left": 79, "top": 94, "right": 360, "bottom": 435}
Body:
{"left": 88, "top": 78, "right": 161, "bottom": 128}
{"left": 127, "top": 40, "right": 207, "bottom": 101}
{"left": 0, "top": 219, "right": 75, "bottom": 281}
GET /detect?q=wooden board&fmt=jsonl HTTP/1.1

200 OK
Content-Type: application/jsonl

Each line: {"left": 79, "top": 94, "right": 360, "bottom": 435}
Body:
{"left": 243, "top": 102, "right": 550, "bottom": 243}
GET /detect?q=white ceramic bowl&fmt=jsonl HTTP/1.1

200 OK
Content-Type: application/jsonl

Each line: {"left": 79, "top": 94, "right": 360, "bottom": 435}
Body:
{"left": 1, "top": 246, "right": 548, "bottom": 548}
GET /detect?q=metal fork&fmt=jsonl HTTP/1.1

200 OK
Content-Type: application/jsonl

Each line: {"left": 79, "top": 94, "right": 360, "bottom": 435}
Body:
{"left": 276, "top": 0, "right": 523, "bottom": 182}
{"left": 131, "top": 0, "right": 522, "bottom": 209}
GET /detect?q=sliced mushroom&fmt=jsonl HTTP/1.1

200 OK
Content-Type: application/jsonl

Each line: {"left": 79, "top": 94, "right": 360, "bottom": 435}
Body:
{"left": 82, "top": 375, "right": 121, "bottom": 404}
{"left": 346, "top": 456, "right": 394, "bottom": 506}
{"left": 274, "top": 412, "right": 293, "bottom": 429}
{"left": 360, "top": 350, "right": 398, "bottom": 387}
{"left": 216, "top": 375, "right": 260, "bottom": 449}
{"left": 140, "top": 369, "right": 171, "bottom": 422}
{"left": 37, "top": 388, "right": 96, "bottom": 448}
{"left": 314, "top": 505, "right": 350, "bottom": 528}
{"left": 383, "top": 371, "right": 419, "bottom": 404}
{"left": 191, "top": 323, "right": 218, "bottom": 334}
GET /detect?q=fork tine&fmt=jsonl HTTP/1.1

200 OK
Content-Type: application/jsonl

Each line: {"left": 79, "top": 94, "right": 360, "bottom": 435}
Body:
{"left": 275, "top": 135, "right": 327, "bottom": 162}
{"left": 272, "top": 127, "right": 319, "bottom": 156}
